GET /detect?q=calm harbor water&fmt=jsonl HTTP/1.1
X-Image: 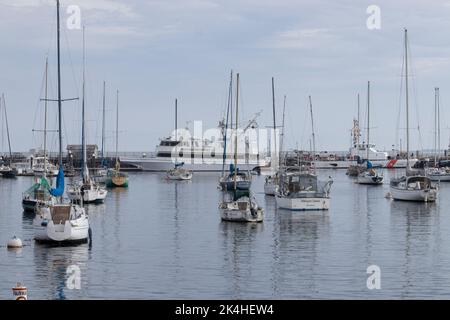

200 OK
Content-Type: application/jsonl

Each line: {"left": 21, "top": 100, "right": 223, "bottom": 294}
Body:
{"left": 1, "top": 169, "right": 450, "bottom": 299}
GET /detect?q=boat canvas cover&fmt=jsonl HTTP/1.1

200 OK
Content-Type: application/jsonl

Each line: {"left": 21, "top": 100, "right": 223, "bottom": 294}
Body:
{"left": 50, "top": 168, "right": 65, "bottom": 197}
{"left": 24, "top": 177, "right": 52, "bottom": 199}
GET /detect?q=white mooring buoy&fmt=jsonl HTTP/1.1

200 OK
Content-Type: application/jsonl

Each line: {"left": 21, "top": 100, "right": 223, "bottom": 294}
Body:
{"left": 7, "top": 236, "right": 23, "bottom": 249}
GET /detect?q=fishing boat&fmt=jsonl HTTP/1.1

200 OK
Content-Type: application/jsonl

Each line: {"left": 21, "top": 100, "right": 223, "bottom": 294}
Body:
{"left": 389, "top": 29, "right": 438, "bottom": 202}
{"left": 276, "top": 96, "right": 333, "bottom": 211}
{"left": 276, "top": 167, "right": 333, "bottom": 211}
{"left": 33, "top": 1, "right": 89, "bottom": 244}
{"left": 166, "top": 99, "right": 193, "bottom": 180}
{"left": 106, "top": 90, "right": 129, "bottom": 188}
{"left": 219, "top": 73, "right": 263, "bottom": 222}
{"left": 425, "top": 88, "right": 450, "bottom": 182}
{"left": 0, "top": 94, "right": 17, "bottom": 178}
{"left": 22, "top": 59, "right": 54, "bottom": 212}
{"left": 67, "top": 28, "right": 108, "bottom": 203}
{"left": 220, "top": 191, "right": 264, "bottom": 222}
{"left": 357, "top": 81, "right": 383, "bottom": 185}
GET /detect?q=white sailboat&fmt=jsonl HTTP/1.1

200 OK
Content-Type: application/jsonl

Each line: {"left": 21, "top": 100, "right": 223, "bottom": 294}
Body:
{"left": 34, "top": 1, "right": 90, "bottom": 243}
{"left": 166, "top": 98, "right": 193, "bottom": 180}
{"left": 219, "top": 73, "right": 263, "bottom": 222}
{"left": 67, "top": 27, "right": 107, "bottom": 203}
{"left": 425, "top": 88, "right": 450, "bottom": 181}
{"left": 275, "top": 96, "right": 333, "bottom": 210}
{"left": 357, "top": 81, "right": 383, "bottom": 185}
{"left": 93, "top": 81, "right": 108, "bottom": 184}
{"left": 22, "top": 58, "right": 54, "bottom": 212}
{"left": 106, "top": 90, "right": 129, "bottom": 188}
{"left": 264, "top": 77, "right": 280, "bottom": 196}
{"left": 389, "top": 29, "right": 438, "bottom": 202}
{"left": 0, "top": 94, "right": 17, "bottom": 178}
{"left": 218, "top": 71, "right": 252, "bottom": 191}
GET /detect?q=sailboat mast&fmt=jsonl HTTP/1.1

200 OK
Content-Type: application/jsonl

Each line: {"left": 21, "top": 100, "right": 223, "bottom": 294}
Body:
{"left": 44, "top": 58, "right": 49, "bottom": 177}
{"left": 404, "top": 28, "right": 410, "bottom": 167}
{"left": 101, "top": 81, "right": 106, "bottom": 166}
{"left": 279, "top": 95, "right": 286, "bottom": 167}
{"left": 115, "top": 90, "right": 119, "bottom": 164}
{"left": 309, "top": 95, "right": 316, "bottom": 171}
{"left": 438, "top": 87, "right": 441, "bottom": 162}
{"left": 367, "top": 81, "right": 370, "bottom": 162}
{"left": 175, "top": 98, "right": 178, "bottom": 141}
{"left": 357, "top": 93, "right": 360, "bottom": 146}
{"left": 2, "top": 94, "right": 13, "bottom": 166}
{"left": 434, "top": 87, "right": 440, "bottom": 166}
{"left": 81, "top": 25, "right": 87, "bottom": 181}
{"left": 175, "top": 98, "right": 178, "bottom": 165}
{"left": 56, "top": 0, "right": 63, "bottom": 166}
{"left": 222, "top": 70, "right": 233, "bottom": 175}
{"left": 234, "top": 73, "right": 239, "bottom": 191}
{"left": 271, "top": 77, "right": 277, "bottom": 169}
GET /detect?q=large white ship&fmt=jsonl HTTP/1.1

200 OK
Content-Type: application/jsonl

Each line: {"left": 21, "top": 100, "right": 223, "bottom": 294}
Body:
{"left": 121, "top": 122, "right": 270, "bottom": 172}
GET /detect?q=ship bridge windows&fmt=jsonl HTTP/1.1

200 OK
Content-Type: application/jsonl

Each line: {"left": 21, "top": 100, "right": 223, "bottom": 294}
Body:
{"left": 160, "top": 140, "right": 180, "bottom": 147}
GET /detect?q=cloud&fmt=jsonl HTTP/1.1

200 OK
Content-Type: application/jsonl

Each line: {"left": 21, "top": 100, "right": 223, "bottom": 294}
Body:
{"left": 261, "top": 27, "right": 335, "bottom": 49}
{"left": 412, "top": 57, "right": 450, "bottom": 73}
{"left": 0, "top": 0, "right": 136, "bottom": 17}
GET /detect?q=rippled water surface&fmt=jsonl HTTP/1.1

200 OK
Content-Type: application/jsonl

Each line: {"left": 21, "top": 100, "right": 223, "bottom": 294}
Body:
{"left": 1, "top": 169, "right": 450, "bottom": 299}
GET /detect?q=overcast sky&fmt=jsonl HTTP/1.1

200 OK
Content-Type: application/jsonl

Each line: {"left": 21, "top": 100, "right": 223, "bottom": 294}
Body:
{"left": 1, "top": 0, "right": 450, "bottom": 153}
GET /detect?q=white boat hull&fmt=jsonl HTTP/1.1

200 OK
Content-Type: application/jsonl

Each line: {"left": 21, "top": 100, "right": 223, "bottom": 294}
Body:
{"left": 426, "top": 168, "right": 450, "bottom": 181}
{"left": 33, "top": 205, "right": 89, "bottom": 243}
{"left": 428, "top": 174, "right": 450, "bottom": 181}
{"left": 67, "top": 186, "right": 108, "bottom": 203}
{"left": 390, "top": 186, "right": 437, "bottom": 202}
{"left": 357, "top": 174, "right": 383, "bottom": 185}
{"left": 33, "top": 215, "right": 89, "bottom": 242}
{"left": 219, "top": 198, "right": 264, "bottom": 222}
{"left": 220, "top": 208, "right": 264, "bottom": 222}
{"left": 276, "top": 196, "right": 330, "bottom": 211}
{"left": 121, "top": 156, "right": 267, "bottom": 172}
{"left": 166, "top": 169, "right": 193, "bottom": 180}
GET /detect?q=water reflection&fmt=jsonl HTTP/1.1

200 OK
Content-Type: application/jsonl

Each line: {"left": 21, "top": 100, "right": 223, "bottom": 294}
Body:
{"left": 219, "top": 221, "right": 264, "bottom": 299}
{"left": 3, "top": 171, "right": 450, "bottom": 299}
{"left": 389, "top": 200, "right": 436, "bottom": 297}
{"left": 33, "top": 244, "right": 89, "bottom": 300}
